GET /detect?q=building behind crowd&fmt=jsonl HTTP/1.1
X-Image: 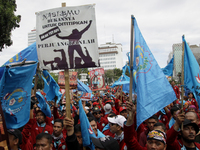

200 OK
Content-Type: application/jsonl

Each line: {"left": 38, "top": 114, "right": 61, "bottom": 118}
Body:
{"left": 167, "top": 43, "right": 200, "bottom": 80}
{"left": 98, "top": 42, "right": 123, "bottom": 70}
{"left": 28, "top": 30, "right": 124, "bottom": 71}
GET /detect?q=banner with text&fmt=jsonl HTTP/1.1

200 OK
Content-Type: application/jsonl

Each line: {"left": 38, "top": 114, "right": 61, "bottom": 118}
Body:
{"left": 58, "top": 71, "right": 78, "bottom": 89}
{"left": 36, "top": 4, "right": 99, "bottom": 70}
{"left": 89, "top": 68, "right": 105, "bottom": 91}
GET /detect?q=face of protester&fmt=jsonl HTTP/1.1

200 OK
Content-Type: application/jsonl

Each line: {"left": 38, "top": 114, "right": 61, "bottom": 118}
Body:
{"left": 154, "top": 126, "right": 165, "bottom": 133}
{"left": 185, "top": 113, "right": 199, "bottom": 125}
{"left": 172, "top": 110, "right": 179, "bottom": 120}
{"left": 120, "top": 110, "right": 128, "bottom": 119}
{"left": 36, "top": 137, "right": 53, "bottom": 150}
{"left": 171, "top": 81, "right": 175, "bottom": 87}
{"left": 90, "top": 120, "right": 98, "bottom": 135}
{"left": 36, "top": 112, "right": 45, "bottom": 124}
{"left": 188, "top": 93, "right": 193, "bottom": 99}
{"left": 53, "top": 122, "right": 63, "bottom": 137}
{"left": 75, "top": 131, "right": 83, "bottom": 146}
{"left": 181, "top": 125, "right": 196, "bottom": 142}
{"left": 8, "top": 133, "right": 19, "bottom": 149}
{"left": 147, "top": 119, "right": 157, "bottom": 131}
{"left": 109, "top": 122, "right": 120, "bottom": 134}
{"left": 147, "top": 139, "right": 166, "bottom": 150}
{"left": 93, "top": 111, "right": 101, "bottom": 119}
{"left": 50, "top": 107, "right": 54, "bottom": 114}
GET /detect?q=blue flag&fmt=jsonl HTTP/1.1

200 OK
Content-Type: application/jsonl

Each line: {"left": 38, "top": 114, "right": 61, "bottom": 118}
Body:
{"left": 183, "top": 36, "right": 200, "bottom": 105}
{"left": 79, "top": 100, "right": 96, "bottom": 150}
{"left": 77, "top": 79, "right": 92, "bottom": 93}
{"left": 162, "top": 55, "right": 174, "bottom": 76}
{"left": 132, "top": 17, "right": 177, "bottom": 128}
{"left": 0, "top": 63, "right": 37, "bottom": 129}
{"left": 42, "top": 70, "right": 62, "bottom": 103}
{"left": 36, "top": 91, "right": 51, "bottom": 118}
{"left": 0, "top": 42, "right": 38, "bottom": 80}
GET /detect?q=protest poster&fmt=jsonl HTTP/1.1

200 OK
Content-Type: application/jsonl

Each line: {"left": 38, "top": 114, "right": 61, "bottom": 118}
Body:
{"left": 36, "top": 4, "right": 99, "bottom": 70}
{"left": 58, "top": 71, "right": 78, "bottom": 89}
{"left": 89, "top": 68, "right": 105, "bottom": 91}
{"left": 0, "top": 103, "right": 9, "bottom": 150}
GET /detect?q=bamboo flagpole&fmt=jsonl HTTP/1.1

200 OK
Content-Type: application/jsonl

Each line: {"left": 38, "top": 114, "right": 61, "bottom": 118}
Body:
{"left": 34, "top": 63, "right": 40, "bottom": 95}
{"left": 181, "top": 35, "right": 185, "bottom": 130}
{"left": 61, "top": 2, "right": 71, "bottom": 118}
{"left": 129, "top": 15, "right": 134, "bottom": 118}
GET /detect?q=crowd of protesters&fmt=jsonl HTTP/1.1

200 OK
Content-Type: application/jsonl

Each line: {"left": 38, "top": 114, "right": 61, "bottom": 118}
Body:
{"left": 4, "top": 80, "right": 200, "bottom": 150}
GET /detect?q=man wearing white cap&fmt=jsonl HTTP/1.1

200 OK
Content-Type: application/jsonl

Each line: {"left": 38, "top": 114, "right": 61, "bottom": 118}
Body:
{"left": 107, "top": 115, "right": 127, "bottom": 150}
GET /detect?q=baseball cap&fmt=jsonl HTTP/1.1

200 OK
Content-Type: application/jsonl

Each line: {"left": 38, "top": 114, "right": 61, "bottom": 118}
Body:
{"left": 91, "top": 136, "right": 119, "bottom": 150}
{"left": 7, "top": 129, "right": 22, "bottom": 144}
{"left": 108, "top": 115, "right": 126, "bottom": 128}
{"left": 147, "top": 130, "right": 166, "bottom": 145}
{"left": 93, "top": 102, "right": 99, "bottom": 106}
{"left": 92, "top": 107, "right": 101, "bottom": 113}
{"left": 183, "top": 119, "right": 199, "bottom": 133}
{"left": 119, "top": 106, "right": 127, "bottom": 113}
{"left": 104, "top": 103, "right": 112, "bottom": 113}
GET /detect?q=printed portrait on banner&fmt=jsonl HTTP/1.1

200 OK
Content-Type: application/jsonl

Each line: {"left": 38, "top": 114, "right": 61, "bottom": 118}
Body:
{"left": 89, "top": 68, "right": 105, "bottom": 91}
{"left": 36, "top": 4, "right": 99, "bottom": 70}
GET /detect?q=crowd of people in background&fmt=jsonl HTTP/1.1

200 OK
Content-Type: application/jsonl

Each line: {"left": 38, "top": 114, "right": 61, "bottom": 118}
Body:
{"left": 5, "top": 80, "right": 200, "bottom": 150}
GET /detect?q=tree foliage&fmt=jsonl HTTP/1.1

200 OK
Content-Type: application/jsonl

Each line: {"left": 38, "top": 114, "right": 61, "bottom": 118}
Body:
{"left": 0, "top": 0, "right": 21, "bottom": 51}
{"left": 104, "top": 68, "right": 122, "bottom": 85}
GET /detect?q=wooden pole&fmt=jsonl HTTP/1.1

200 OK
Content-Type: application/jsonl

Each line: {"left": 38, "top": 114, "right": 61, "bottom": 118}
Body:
{"left": 181, "top": 35, "right": 185, "bottom": 130}
{"left": 34, "top": 63, "right": 40, "bottom": 95}
{"left": 129, "top": 15, "right": 134, "bottom": 118}
{"left": 120, "top": 85, "right": 123, "bottom": 102}
{"left": 61, "top": 2, "right": 71, "bottom": 118}
{"left": 64, "top": 69, "right": 71, "bottom": 118}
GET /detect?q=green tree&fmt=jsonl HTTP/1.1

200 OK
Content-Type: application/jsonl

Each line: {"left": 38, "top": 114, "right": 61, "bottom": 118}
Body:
{"left": 50, "top": 72, "right": 58, "bottom": 83}
{"left": 104, "top": 68, "right": 122, "bottom": 85}
{"left": 0, "top": 0, "right": 21, "bottom": 51}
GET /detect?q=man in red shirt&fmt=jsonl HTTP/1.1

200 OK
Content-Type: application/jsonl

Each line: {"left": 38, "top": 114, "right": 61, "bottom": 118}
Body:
{"left": 108, "top": 115, "right": 127, "bottom": 150}
{"left": 92, "top": 107, "right": 108, "bottom": 131}
{"left": 171, "top": 80, "right": 180, "bottom": 99}
{"left": 124, "top": 101, "right": 167, "bottom": 150}
{"left": 139, "top": 115, "right": 159, "bottom": 147}
{"left": 51, "top": 119, "right": 67, "bottom": 150}
{"left": 22, "top": 110, "right": 53, "bottom": 148}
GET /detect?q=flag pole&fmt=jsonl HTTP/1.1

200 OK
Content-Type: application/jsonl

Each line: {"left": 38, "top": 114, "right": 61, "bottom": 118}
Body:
{"left": 61, "top": 2, "right": 71, "bottom": 119}
{"left": 129, "top": 15, "right": 134, "bottom": 118}
{"left": 181, "top": 35, "right": 185, "bottom": 130}
{"left": 120, "top": 85, "right": 123, "bottom": 102}
{"left": 34, "top": 63, "right": 40, "bottom": 95}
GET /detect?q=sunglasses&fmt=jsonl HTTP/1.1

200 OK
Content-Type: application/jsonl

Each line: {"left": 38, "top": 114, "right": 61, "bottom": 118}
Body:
{"left": 109, "top": 123, "right": 118, "bottom": 126}
{"left": 93, "top": 112, "right": 101, "bottom": 115}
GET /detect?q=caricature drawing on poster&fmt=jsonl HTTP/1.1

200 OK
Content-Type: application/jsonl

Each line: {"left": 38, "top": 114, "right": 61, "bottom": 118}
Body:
{"left": 36, "top": 4, "right": 99, "bottom": 70}
{"left": 90, "top": 68, "right": 105, "bottom": 91}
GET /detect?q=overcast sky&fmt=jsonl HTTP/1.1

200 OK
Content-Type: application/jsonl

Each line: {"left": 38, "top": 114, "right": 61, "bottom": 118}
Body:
{"left": 1, "top": 0, "right": 200, "bottom": 68}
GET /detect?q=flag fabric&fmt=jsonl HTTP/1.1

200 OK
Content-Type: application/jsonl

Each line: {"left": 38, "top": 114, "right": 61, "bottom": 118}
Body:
{"left": 0, "top": 63, "right": 37, "bottom": 129}
{"left": 183, "top": 36, "right": 200, "bottom": 105}
{"left": 79, "top": 100, "right": 96, "bottom": 150}
{"left": 0, "top": 42, "right": 38, "bottom": 80}
{"left": 132, "top": 17, "right": 177, "bottom": 128}
{"left": 77, "top": 79, "right": 92, "bottom": 93}
{"left": 111, "top": 63, "right": 134, "bottom": 94}
{"left": 36, "top": 91, "right": 51, "bottom": 118}
{"left": 162, "top": 55, "right": 174, "bottom": 76}
{"left": 42, "top": 70, "right": 62, "bottom": 103}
